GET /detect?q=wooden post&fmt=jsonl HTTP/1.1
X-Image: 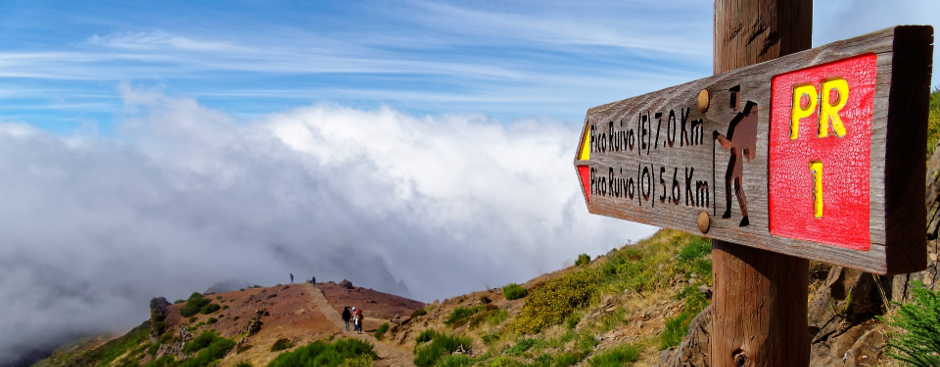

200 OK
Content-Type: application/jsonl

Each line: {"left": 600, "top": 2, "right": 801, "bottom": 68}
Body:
{"left": 711, "top": 1, "right": 812, "bottom": 366}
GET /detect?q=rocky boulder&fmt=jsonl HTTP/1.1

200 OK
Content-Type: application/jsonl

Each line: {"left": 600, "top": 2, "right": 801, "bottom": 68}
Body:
{"left": 149, "top": 297, "right": 171, "bottom": 337}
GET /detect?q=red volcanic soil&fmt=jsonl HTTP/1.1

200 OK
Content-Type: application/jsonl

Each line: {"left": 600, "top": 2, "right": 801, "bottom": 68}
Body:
{"left": 159, "top": 282, "right": 424, "bottom": 367}
{"left": 319, "top": 282, "right": 425, "bottom": 321}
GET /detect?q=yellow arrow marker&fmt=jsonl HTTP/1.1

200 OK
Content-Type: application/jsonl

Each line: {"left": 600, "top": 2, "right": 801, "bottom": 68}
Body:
{"left": 578, "top": 128, "right": 590, "bottom": 160}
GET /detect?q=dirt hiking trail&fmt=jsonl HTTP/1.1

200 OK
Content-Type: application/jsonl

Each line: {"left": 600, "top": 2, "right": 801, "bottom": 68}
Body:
{"left": 304, "top": 283, "right": 415, "bottom": 367}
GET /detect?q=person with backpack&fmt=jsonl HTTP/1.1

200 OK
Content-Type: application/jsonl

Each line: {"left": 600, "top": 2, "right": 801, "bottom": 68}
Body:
{"left": 342, "top": 306, "right": 352, "bottom": 331}
{"left": 352, "top": 306, "right": 364, "bottom": 333}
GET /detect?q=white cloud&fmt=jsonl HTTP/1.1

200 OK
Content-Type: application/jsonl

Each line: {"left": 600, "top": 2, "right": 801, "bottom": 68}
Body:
{"left": 0, "top": 87, "right": 654, "bottom": 362}
{"left": 86, "top": 31, "right": 249, "bottom": 52}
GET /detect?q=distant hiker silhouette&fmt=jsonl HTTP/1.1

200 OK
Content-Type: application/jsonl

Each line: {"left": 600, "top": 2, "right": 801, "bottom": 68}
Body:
{"left": 713, "top": 97, "right": 758, "bottom": 227}
{"left": 342, "top": 306, "right": 352, "bottom": 331}
{"left": 290, "top": 273, "right": 294, "bottom": 283}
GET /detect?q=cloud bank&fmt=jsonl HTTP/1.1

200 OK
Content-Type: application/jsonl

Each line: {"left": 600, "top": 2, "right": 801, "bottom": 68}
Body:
{"left": 0, "top": 87, "right": 654, "bottom": 363}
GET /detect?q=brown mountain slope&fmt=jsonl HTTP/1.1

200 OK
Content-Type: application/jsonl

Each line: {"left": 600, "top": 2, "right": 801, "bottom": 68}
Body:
{"left": 35, "top": 281, "right": 424, "bottom": 367}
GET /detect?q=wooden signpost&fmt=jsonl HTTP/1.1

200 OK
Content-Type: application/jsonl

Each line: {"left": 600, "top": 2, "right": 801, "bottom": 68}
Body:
{"left": 574, "top": 25, "right": 933, "bottom": 274}
{"left": 574, "top": 1, "right": 932, "bottom": 365}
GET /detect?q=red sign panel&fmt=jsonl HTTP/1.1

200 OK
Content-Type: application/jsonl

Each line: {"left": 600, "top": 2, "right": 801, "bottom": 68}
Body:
{"left": 768, "top": 54, "right": 877, "bottom": 250}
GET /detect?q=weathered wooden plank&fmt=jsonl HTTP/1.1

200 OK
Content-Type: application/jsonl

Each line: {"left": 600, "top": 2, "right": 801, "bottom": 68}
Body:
{"left": 573, "top": 26, "right": 932, "bottom": 274}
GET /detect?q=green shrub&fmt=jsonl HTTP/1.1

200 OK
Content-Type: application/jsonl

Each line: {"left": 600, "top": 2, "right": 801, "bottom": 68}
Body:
{"left": 414, "top": 333, "right": 472, "bottom": 367}
{"left": 481, "top": 333, "right": 500, "bottom": 345}
{"left": 206, "top": 317, "right": 217, "bottom": 324}
{"left": 201, "top": 303, "right": 221, "bottom": 314}
{"left": 502, "top": 284, "right": 528, "bottom": 300}
{"left": 177, "top": 337, "right": 235, "bottom": 367}
{"left": 271, "top": 338, "right": 294, "bottom": 352}
{"left": 411, "top": 308, "right": 428, "bottom": 318}
{"left": 575, "top": 253, "right": 591, "bottom": 266}
{"left": 926, "top": 89, "right": 940, "bottom": 156}
{"left": 588, "top": 344, "right": 640, "bottom": 367}
{"left": 374, "top": 323, "right": 390, "bottom": 340}
{"left": 147, "top": 343, "right": 160, "bottom": 356}
{"left": 180, "top": 292, "right": 222, "bottom": 317}
{"left": 565, "top": 314, "right": 581, "bottom": 330}
{"left": 183, "top": 331, "right": 221, "bottom": 354}
{"left": 512, "top": 270, "right": 600, "bottom": 333}
{"left": 445, "top": 306, "right": 485, "bottom": 327}
{"left": 416, "top": 329, "right": 438, "bottom": 344}
{"left": 885, "top": 282, "right": 940, "bottom": 367}
{"left": 434, "top": 354, "right": 474, "bottom": 367}
{"left": 180, "top": 293, "right": 210, "bottom": 317}
{"left": 268, "top": 338, "right": 377, "bottom": 367}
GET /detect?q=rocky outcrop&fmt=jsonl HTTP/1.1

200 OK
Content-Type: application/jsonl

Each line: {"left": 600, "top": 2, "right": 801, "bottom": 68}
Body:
{"left": 340, "top": 279, "right": 354, "bottom": 289}
{"left": 892, "top": 147, "right": 940, "bottom": 301}
{"left": 661, "top": 306, "right": 712, "bottom": 367}
{"left": 149, "top": 297, "right": 171, "bottom": 338}
{"left": 807, "top": 266, "right": 891, "bottom": 365}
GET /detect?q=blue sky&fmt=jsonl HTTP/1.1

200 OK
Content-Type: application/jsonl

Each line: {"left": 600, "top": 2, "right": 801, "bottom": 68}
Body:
{"left": 0, "top": 3, "right": 938, "bottom": 362}
{"left": 5, "top": 0, "right": 934, "bottom": 134}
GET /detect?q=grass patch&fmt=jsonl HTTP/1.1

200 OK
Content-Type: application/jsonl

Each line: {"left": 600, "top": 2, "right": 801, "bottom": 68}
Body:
{"left": 434, "top": 354, "right": 474, "bottom": 367}
{"left": 504, "top": 338, "right": 538, "bottom": 356}
{"left": 60, "top": 321, "right": 151, "bottom": 367}
{"left": 268, "top": 338, "right": 376, "bottom": 367}
{"left": 587, "top": 344, "right": 640, "bottom": 367}
{"left": 486, "top": 309, "right": 509, "bottom": 326}
{"left": 660, "top": 285, "right": 709, "bottom": 350}
{"left": 884, "top": 282, "right": 940, "bottom": 367}
{"left": 595, "top": 307, "right": 627, "bottom": 333}
{"left": 413, "top": 333, "right": 472, "bottom": 367}
{"left": 271, "top": 338, "right": 294, "bottom": 352}
{"left": 502, "top": 283, "right": 528, "bottom": 300}
{"left": 373, "top": 323, "right": 389, "bottom": 340}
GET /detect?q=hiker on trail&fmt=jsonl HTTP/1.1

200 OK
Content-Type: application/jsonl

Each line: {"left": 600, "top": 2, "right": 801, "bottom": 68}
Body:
{"left": 352, "top": 306, "right": 364, "bottom": 333}
{"left": 290, "top": 273, "right": 294, "bottom": 283}
{"left": 342, "top": 306, "right": 352, "bottom": 331}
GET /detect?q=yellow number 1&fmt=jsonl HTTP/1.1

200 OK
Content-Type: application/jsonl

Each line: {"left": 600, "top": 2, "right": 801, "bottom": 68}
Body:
{"left": 810, "top": 161, "right": 823, "bottom": 218}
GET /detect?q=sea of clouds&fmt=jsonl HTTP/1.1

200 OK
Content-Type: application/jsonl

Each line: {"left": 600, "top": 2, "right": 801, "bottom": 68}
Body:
{"left": 0, "top": 86, "right": 654, "bottom": 364}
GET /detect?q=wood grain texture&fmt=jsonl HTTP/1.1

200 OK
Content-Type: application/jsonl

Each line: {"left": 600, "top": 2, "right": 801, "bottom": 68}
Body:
{"left": 574, "top": 25, "right": 933, "bottom": 275}
{"left": 711, "top": 2, "right": 809, "bottom": 366}
{"left": 711, "top": 240, "right": 809, "bottom": 367}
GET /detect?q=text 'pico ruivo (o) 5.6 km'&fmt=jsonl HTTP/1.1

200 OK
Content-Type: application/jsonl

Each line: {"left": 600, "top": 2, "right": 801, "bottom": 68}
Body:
{"left": 574, "top": 26, "right": 933, "bottom": 275}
